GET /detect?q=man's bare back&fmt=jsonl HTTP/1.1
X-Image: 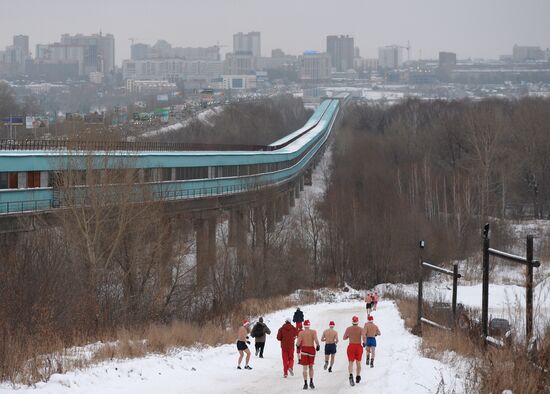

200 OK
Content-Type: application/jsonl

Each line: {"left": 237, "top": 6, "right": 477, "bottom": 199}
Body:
{"left": 321, "top": 328, "right": 338, "bottom": 344}
{"left": 298, "top": 329, "right": 320, "bottom": 347}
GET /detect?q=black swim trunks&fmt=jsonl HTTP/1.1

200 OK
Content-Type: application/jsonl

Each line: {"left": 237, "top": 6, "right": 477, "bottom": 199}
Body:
{"left": 324, "top": 343, "right": 337, "bottom": 355}
{"left": 237, "top": 341, "right": 248, "bottom": 351}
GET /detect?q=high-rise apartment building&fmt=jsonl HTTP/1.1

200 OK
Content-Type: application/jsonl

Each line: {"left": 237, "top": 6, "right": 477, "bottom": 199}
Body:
{"left": 131, "top": 41, "right": 220, "bottom": 61}
{"left": 0, "top": 35, "right": 30, "bottom": 75}
{"left": 326, "top": 35, "right": 354, "bottom": 72}
{"left": 300, "top": 51, "right": 331, "bottom": 81}
{"left": 131, "top": 43, "right": 150, "bottom": 60}
{"left": 233, "top": 32, "right": 261, "bottom": 57}
{"left": 378, "top": 46, "right": 403, "bottom": 69}
{"left": 438, "top": 51, "right": 457, "bottom": 81}
{"left": 13, "top": 35, "right": 29, "bottom": 57}
{"left": 513, "top": 45, "right": 544, "bottom": 62}
{"left": 59, "top": 32, "right": 115, "bottom": 74}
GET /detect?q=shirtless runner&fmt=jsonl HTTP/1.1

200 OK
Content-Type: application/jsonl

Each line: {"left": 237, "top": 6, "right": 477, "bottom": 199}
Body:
{"left": 363, "top": 315, "right": 381, "bottom": 368}
{"left": 343, "top": 315, "right": 365, "bottom": 386}
{"left": 321, "top": 321, "right": 338, "bottom": 373}
{"left": 296, "top": 320, "right": 320, "bottom": 390}
{"left": 236, "top": 320, "right": 252, "bottom": 370}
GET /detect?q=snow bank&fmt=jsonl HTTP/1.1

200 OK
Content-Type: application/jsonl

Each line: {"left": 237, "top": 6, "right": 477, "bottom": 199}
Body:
{"left": 0, "top": 299, "right": 464, "bottom": 393}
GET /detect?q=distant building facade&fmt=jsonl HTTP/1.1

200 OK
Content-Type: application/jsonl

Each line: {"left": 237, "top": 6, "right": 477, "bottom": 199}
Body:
{"left": 513, "top": 45, "right": 544, "bottom": 62}
{"left": 122, "top": 58, "right": 223, "bottom": 82}
{"left": 233, "top": 32, "right": 261, "bottom": 57}
{"left": 221, "top": 74, "right": 257, "bottom": 90}
{"left": 299, "top": 51, "right": 331, "bottom": 81}
{"left": 126, "top": 79, "right": 177, "bottom": 94}
{"left": 378, "top": 46, "right": 403, "bottom": 69}
{"left": 326, "top": 35, "right": 354, "bottom": 72}
{"left": 438, "top": 51, "right": 457, "bottom": 81}
{"left": 59, "top": 33, "right": 115, "bottom": 74}
{"left": 271, "top": 48, "right": 285, "bottom": 58}
{"left": 224, "top": 51, "right": 256, "bottom": 75}
{"left": 354, "top": 57, "right": 378, "bottom": 71}
{"left": 0, "top": 35, "right": 30, "bottom": 76}
{"left": 34, "top": 32, "right": 115, "bottom": 78}
{"left": 131, "top": 41, "right": 221, "bottom": 61}
{"left": 131, "top": 43, "right": 150, "bottom": 60}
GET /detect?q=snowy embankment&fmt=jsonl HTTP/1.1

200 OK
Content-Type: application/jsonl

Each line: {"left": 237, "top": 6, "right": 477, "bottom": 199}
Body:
{"left": 141, "top": 107, "right": 222, "bottom": 138}
{"left": 376, "top": 241, "right": 550, "bottom": 337}
{"left": 0, "top": 295, "right": 463, "bottom": 393}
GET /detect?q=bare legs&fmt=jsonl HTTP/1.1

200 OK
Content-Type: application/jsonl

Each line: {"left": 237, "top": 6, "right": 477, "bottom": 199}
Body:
{"left": 238, "top": 349, "right": 251, "bottom": 367}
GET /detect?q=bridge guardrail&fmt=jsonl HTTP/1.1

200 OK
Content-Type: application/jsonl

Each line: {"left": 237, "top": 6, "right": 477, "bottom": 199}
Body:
{"left": 0, "top": 199, "right": 53, "bottom": 214}
{"left": 0, "top": 139, "right": 266, "bottom": 152}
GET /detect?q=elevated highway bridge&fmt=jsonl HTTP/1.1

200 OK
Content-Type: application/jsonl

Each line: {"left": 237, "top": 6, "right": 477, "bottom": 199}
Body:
{"left": 0, "top": 94, "right": 349, "bottom": 284}
{"left": 0, "top": 94, "right": 348, "bottom": 216}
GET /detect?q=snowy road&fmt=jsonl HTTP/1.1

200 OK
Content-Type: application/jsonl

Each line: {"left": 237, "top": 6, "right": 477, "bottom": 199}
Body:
{"left": 1, "top": 300, "right": 463, "bottom": 393}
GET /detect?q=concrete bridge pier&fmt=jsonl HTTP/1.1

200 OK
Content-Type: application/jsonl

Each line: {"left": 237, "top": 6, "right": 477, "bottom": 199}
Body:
{"left": 266, "top": 200, "right": 276, "bottom": 232}
{"left": 207, "top": 216, "right": 217, "bottom": 272}
{"left": 289, "top": 189, "right": 296, "bottom": 208}
{"left": 275, "top": 197, "right": 283, "bottom": 223}
{"left": 304, "top": 168, "right": 313, "bottom": 186}
{"left": 294, "top": 182, "right": 301, "bottom": 199}
{"left": 233, "top": 208, "right": 249, "bottom": 266}
{"left": 299, "top": 176, "right": 305, "bottom": 191}
{"left": 228, "top": 209, "right": 237, "bottom": 247}
{"left": 253, "top": 206, "right": 265, "bottom": 248}
{"left": 194, "top": 215, "right": 217, "bottom": 287}
{"left": 281, "top": 193, "right": 290, "bottom": 216}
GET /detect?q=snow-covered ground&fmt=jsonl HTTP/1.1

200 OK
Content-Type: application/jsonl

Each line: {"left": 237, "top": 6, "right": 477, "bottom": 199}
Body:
{"left": 0, "top": 299, "right": 463, "bottom": 394}
{"left": 378, "top": 266, "right": 550, "bottom": 337}
{"left": 141, "top": 107, "right": 222, "bottom": 138}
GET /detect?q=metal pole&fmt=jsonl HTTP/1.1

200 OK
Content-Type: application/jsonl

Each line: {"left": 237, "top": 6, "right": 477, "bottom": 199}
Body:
{"left": 452, "top": 262, "right": 459, "bottom": 322}
{"left": 526, "top": 234, "right": 534, "bottom": 342}
{"left": 482, "top": 223, "right": 490, "bottom": 343}
{"left": 417, "top": 241, "right": 424, "bottom": 335}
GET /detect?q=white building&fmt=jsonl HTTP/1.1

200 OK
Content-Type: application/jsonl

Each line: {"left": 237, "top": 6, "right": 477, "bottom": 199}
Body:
{"left": 126, "top": 79, "right": 177, "bottom": 94}
{"left": 89, "top": 71, "right": 104, "bottom": 84}
{"left": 299, "top": 51, "right": 332, "bottom": 81}
{"left": 122, "top": 59, "right": 223, "bottom": 82}
{"left": 378, "top": 46, "right": 403, "bottom": 69}
{"left": 221, "top": 75, "right": 257, "bottom": 90}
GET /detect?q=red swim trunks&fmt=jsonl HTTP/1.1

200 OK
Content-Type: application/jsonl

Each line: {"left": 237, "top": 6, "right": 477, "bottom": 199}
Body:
{"left": 300, "top": 346, "right": 316, "bottom": 365}
{"left": 347, "top": 343, "right": 363, "bottom": 362}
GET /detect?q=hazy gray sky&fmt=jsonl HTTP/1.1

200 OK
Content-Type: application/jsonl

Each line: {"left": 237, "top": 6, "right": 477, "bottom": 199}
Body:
{"left": 1, "top": 0, "right": 549, "bottom": 64}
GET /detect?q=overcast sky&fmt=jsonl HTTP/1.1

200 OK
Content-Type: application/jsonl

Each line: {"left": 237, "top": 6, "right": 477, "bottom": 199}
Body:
{"left": 1, "top": 0, "right": 549, "bottom": 64}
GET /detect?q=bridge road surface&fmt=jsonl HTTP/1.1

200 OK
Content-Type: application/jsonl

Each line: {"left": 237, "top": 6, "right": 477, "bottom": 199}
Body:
{"left": 3, "top": 300, "right": 463, "bottom": 394}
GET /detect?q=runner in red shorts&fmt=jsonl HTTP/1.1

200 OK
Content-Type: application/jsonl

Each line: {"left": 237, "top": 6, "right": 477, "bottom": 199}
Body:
{"left": 343, "top": 315, "right": 365, "bottom": 386}
{"left": 296, "top": 320, "right": 320, "bottom": 390}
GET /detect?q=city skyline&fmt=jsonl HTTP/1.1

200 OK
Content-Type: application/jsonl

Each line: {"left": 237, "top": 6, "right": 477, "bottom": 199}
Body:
{"left": 1, "top": 0, "right": 549, "bottom": 65}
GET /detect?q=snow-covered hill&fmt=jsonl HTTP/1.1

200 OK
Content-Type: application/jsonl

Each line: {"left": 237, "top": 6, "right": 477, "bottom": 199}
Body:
{"left": 0, "top": 300, "right": 463, "bottom": 394}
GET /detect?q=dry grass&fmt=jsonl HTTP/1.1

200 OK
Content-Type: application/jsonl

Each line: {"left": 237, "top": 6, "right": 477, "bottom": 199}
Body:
{"left": 2, "top": 291, "right": 320, "bottom": 386}
{"left": 95, "top": 291, "right": 320, "bottom": 360}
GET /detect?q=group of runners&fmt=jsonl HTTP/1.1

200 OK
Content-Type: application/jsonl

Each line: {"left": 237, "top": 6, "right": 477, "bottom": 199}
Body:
{"left": 236, "top": 293, "right": 382, "bottom": 389}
